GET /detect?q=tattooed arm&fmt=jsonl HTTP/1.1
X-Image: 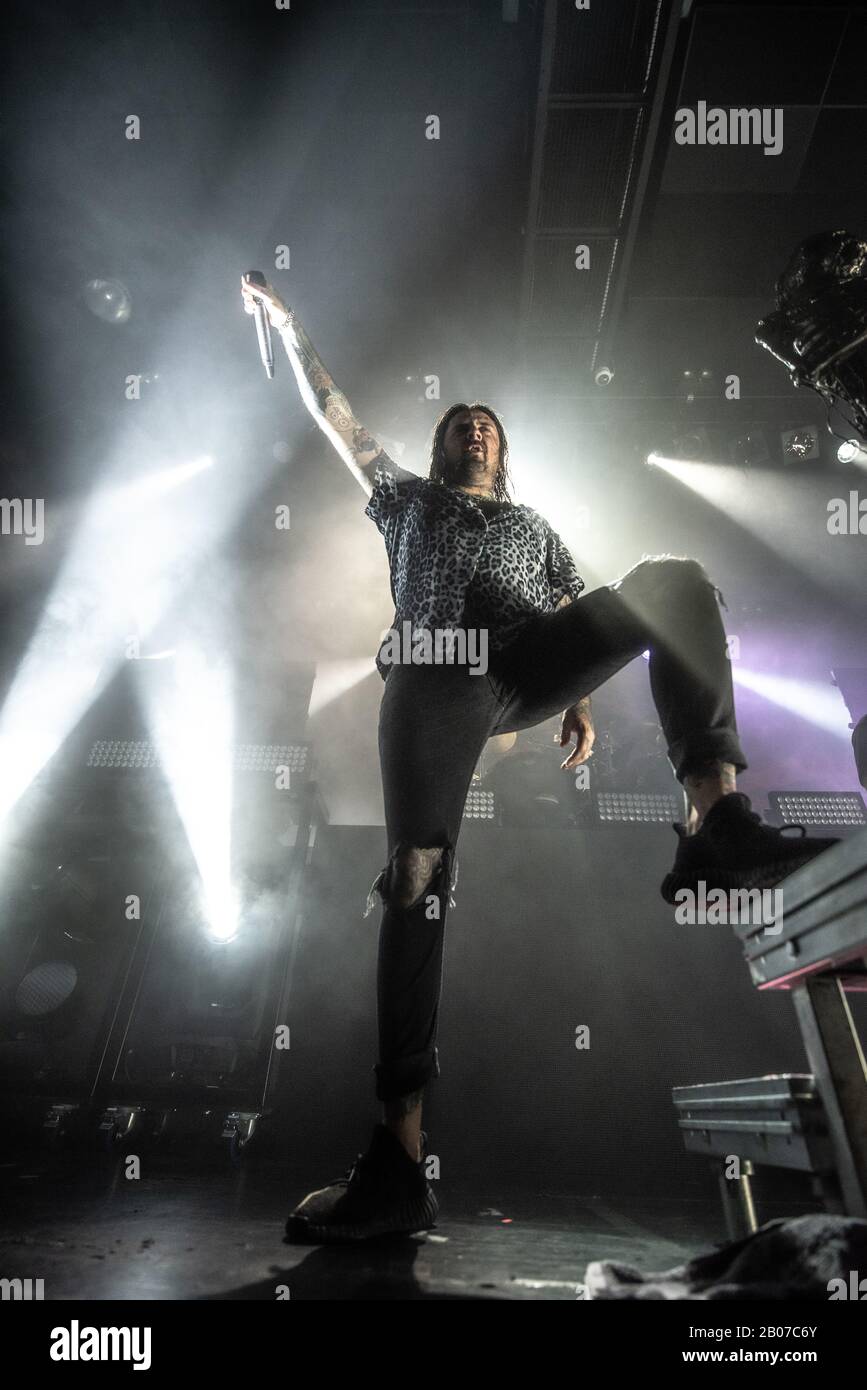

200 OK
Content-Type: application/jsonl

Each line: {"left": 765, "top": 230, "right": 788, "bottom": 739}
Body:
{"left": 240, "top": 276, "right": 388, "bottom": 498}
{"left": 276, "top": 310, "right": 388, "bottom": 497}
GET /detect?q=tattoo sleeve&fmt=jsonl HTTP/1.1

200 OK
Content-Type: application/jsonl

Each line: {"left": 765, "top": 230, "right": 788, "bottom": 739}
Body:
{"left": 278, "top": 312, "right": 337, "bottom": 413}
{"left": 277, "top": 311, "right": 375, "bottom": 465}
{"left": 683, "top": 761, "right": 737, "bottom": 794}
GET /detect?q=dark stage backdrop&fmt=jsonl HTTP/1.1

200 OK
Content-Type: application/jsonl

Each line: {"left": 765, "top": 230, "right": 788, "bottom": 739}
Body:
{"left": 273, "top": 822, "right": 858, "bottom": 1200}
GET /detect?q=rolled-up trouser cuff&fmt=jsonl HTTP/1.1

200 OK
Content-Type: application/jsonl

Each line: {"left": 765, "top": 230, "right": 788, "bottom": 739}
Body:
{"left": 668, "top": 729, "right": 748, "bottom": 783}
{"left": 374, "top": 1046, "right": 440, "bottom": 1104}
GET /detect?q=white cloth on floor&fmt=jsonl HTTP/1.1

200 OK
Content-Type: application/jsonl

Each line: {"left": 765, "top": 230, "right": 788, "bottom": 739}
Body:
{"left": 584, "top": 1214, "right": 867, "bottom": 1300}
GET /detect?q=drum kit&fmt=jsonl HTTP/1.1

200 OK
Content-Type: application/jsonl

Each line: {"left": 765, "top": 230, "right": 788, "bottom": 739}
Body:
{"left": 472, "top": 714, "right": 677, "bottom": 826}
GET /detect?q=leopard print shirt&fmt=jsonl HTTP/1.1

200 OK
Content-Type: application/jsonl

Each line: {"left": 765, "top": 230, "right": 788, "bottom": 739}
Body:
{"left": 364, "top": 452, "right": 585, "bottom": 680}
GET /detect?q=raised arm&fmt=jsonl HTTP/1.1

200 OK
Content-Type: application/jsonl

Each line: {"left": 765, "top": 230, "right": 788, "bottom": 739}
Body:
{"left": 240, "top": 275, "right": 389, "bottom": 498}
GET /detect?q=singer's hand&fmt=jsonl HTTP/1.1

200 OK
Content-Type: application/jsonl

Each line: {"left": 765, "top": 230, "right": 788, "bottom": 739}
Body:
{"left": 241, "top": 275, "right": 289, "bottom": 328}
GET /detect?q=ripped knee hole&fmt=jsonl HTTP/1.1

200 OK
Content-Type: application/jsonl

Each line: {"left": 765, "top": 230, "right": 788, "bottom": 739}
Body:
{"left": 382, "top": 845, "right": 447, "bottom": 911}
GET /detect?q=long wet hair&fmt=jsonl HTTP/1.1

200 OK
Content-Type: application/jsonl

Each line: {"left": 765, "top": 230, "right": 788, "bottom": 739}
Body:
{"left": 427, "top": 401, "right": 514, "bottom": 503}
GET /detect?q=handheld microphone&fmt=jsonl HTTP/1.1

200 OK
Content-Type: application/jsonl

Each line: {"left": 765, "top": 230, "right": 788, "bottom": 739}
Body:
{"left": 245, "top": 270, "right": 274, "bottom": 380}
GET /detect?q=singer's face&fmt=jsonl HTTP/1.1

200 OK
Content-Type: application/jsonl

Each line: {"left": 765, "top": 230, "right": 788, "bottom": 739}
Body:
{"left": 441, "top": 410, "right": 500, "bottom": 486}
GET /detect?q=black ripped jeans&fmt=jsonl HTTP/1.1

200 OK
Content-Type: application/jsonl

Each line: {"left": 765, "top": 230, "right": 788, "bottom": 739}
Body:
{"left": 366, "top": 556, "right": 748, "bottom": 1103}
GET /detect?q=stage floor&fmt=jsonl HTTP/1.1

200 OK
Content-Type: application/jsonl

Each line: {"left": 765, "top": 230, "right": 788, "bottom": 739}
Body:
{"left": 0, "top": 1153, "right": 820, "bottom": 1300}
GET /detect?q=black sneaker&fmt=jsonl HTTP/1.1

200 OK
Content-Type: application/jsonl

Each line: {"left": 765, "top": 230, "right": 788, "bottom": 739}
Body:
{"left": 284, "top": 1124, "right": 439, "bottom": 1244}
{"left": 660, "top": 792, "right": 840, "bottom": 905}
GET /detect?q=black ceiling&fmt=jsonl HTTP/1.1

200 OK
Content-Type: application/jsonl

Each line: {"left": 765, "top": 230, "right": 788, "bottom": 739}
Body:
{"left": 519, "top": 0, "right": 867, "bottom": 440}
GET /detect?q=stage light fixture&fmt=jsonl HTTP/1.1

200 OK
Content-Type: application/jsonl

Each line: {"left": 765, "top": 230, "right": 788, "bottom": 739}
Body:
{"left": 768, "top": 791, "right": 866, "bottom": 829}
{"left": 464, "top": 788, "right": 496, "bottom": 820}
{"left": 83, "top": 277, "right": 131, "bottom": 324}
{"left": 645, "top": 427, "right": 677, "bottom": 466}
{"left": 15, "top": 960, "right": 79, "bottom": 1017}
{"left": 596, "top": 791, "right": 681, "bottom": 823}
{"left": 781, "top": 427, "right": 819, "bottom": 462}
{"left": 678, "top": 368, "right": 715, "bottom": 402}
{"left": 837, "top": 439, "right": 867, "bottom": 465}
{"left": 86, "top": 739, "right": 309, "bottom": 775}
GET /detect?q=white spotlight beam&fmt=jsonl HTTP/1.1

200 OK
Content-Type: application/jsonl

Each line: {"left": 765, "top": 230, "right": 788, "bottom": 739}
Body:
{"left": 140, "top": 643, "right": 238, "bottom": 943}
{"left": 0, "top": 455, "right": 235, "bottom": 834}
{"left": 732, "top": 667, "right": 853, "bottom": 741}
{"left": 647, "top": 454, "right": 863, "bottom": 602}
